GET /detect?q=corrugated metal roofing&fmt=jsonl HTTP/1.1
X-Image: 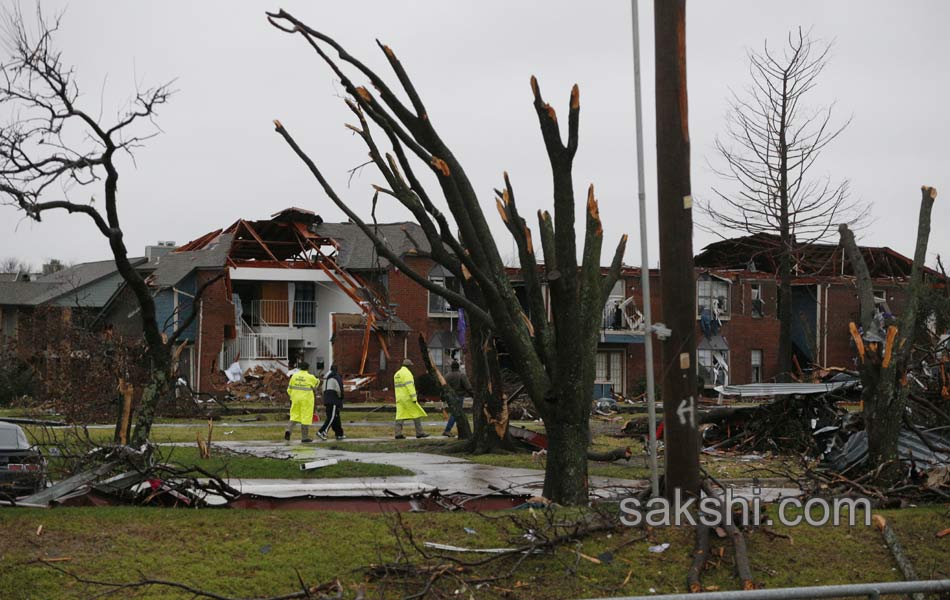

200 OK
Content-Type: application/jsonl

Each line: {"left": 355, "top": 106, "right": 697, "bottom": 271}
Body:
{"left": 714, "top": 380, "right": 859, "bottom": 398}
{"left": 824, "top": 429, "right": 950, "bottom": 471}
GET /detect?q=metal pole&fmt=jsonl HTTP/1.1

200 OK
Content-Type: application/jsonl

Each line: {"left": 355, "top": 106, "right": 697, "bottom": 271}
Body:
{"left": 580, "top": 578, "right": 950, "bottom": 600}
{"left": 630, "top": 0, "right": 659, "bottom": 498}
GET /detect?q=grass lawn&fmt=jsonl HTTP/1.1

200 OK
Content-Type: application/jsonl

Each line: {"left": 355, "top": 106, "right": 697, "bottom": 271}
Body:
{"left": 0, "top": 505, "right": 945, "bottom": 599}
{"left": 157, "top": 446, "right": 412, "bottom": 479}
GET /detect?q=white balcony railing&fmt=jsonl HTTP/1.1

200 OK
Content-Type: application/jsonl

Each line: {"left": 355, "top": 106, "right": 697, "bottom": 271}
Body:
{"left": 239, "top": 333, "right": 288, "bottom": 360}
{"left": 246, "top": 299, "right": 317, "bottom": 327}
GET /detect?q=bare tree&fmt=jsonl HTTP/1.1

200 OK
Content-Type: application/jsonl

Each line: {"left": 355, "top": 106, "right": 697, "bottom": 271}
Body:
{"left": 0, "top": 256, "right": 31, "bottom": 274}
{"left": 0, "top": 8, "right": 194, "bottom": 444}
{"left": 267, "top": 10, "right": 627, "bottom": 504}
{"left": 698, "top": 28, "right": 869, "bottom": 377}
{"left": 839, "top": 187, "right": 937, "bottom": 483}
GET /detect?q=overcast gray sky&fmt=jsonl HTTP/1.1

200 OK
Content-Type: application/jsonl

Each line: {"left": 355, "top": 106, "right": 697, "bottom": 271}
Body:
{"left": 1, "top": 1, "right": 947, "bottom": 272}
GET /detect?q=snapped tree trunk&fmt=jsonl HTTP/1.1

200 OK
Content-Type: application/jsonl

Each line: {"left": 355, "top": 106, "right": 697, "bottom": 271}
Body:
{"left": 839, "top": 187, "right": 938, "bottom": 484}
{"left": 418, "top": 335, "right": 472, "bottom": 440}
{"left": 467, "top": 322, "right": 514, "bottom": 453}
{"left": 130, "top": 347, "right": 173, "bottom": 446}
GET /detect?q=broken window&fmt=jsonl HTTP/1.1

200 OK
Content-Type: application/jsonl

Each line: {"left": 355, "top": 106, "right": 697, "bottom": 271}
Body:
{"left": 750, "top": 349, "right": 763, "bottom": 383}
{"left": 697, "top": 348, "right": 729, "bottom": 387}
{"left": 751, "top": 283, "right": 764, "bottom": 318}
{"left": 428, "top": 265, "right": 459, "bottom": 316}
{"left": 697, "top": 276, "right": 730, "bottom": 318}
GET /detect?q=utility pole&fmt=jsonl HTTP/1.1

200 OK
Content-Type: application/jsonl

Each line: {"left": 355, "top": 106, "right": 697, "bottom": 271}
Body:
{"left": 630, "top": 0, "right": 659, "bottom": 498}
{"left": 654, "top": 0, "right": 700, "bottom": 497}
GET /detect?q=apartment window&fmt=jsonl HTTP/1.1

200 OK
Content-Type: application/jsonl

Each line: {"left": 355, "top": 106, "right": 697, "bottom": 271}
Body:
{"left": 751, "top": 283, "right": 764, "bottom": 318}
{"left": 750, "top": 349, "right": 763, "bottom": 383}
{"left": 697, "top": 276, "right": 730, "bottom": 318}
{"left": 697, "top": 349, "right": 729, "bottom": 387}
{"left": 428, "top": 265, "right": 460, "bottom": 316}
{"left": 595, "top": 351, "right": 624, "bottom": 394}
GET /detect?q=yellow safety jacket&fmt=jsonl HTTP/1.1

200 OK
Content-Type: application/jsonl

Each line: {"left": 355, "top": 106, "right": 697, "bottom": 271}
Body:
{"left": 287, "top": 370, "right": 320, "bottom": 425}
{"left": 393, "top": 366, "right": 427, "bottom": 420}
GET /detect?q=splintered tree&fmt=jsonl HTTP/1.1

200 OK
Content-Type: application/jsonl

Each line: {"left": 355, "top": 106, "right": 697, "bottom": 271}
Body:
{"left": 839, "top": 187, "right": 937, "bottom": 483}
{"left": 267, "top": 11, "right": 627, "bottom": 504}
{"left": 0, "top": 9, "right": 198, "bottom": 444}
{"left": 698, "top": 28, "right": 868, "bottom": 378}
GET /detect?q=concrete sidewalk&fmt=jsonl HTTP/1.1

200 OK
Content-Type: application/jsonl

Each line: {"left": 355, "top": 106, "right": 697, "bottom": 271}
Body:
{"left": 172, "top": 440, "right": 646, "bottom": 498}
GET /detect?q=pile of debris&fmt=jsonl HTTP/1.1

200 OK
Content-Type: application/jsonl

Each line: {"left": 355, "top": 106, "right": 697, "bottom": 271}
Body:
{"left": 503, "top": 369, "right": 536, "bottom": 420}
{"left": 698, "top": 365, "right": 950, "bottom": 504}
{"left": 1, "top": 442, "right": 240, "bottom": 508}
{"left": 701, "top": 393, "right": 851, "bottom": 455}
{"left": 217, "top": 364, "right": 290, "bottom": 404}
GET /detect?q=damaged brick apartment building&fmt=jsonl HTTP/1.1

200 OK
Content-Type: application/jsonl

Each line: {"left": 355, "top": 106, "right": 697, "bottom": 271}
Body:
{"left": 2, "top": 209, "right": 944, "bottom": 400}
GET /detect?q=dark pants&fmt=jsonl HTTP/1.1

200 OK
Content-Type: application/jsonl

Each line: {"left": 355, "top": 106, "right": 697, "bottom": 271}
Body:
{"left": 318, "top": 402, "right": 344, "bottom": 437}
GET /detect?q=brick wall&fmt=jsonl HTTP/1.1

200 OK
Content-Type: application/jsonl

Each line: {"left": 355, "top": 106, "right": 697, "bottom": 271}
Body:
{"left": 195, "top": 270, "right": 235, "bottom": 393}
{"left": 618, "top": 271, "right": 783, "bottom": 390}
{"left": 333, "top": 255, "right": 461, "bottom": 395}
{"left": 821, "top": 280, "right": 909, "bottom": 370}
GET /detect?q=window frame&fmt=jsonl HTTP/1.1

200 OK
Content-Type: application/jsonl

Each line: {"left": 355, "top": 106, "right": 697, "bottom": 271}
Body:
{"left": 750, "top": 283, "right": 764, "bottom": 318}
{"left": 696, "top": 275, "right": 731, "bottom": 320}
{"left": 427, "top": 266, "right": 460, "bottom": 317}
{"left": 750, "top": 349, "right": 763, "bottom": 383}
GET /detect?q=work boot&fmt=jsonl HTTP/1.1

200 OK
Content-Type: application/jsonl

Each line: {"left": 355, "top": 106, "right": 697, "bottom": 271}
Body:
{"left": 394, "top": 435, "right": 406, "bottom": 440}
{"left": 283, "top": 430, "right": 291, "bottom": 441}
{"left": 301, "top": 438, "right": 314, "bottom": 443}
{"left": 416, "top": 433, "right": 430, "bottom": 439}
{"left": 317, "top": 431, "right": 328, "bottom": 441}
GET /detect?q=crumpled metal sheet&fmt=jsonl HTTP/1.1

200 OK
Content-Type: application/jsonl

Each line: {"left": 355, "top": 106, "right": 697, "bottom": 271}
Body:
{"left": 822, "top": 429, "right": 950, "bottom": 472}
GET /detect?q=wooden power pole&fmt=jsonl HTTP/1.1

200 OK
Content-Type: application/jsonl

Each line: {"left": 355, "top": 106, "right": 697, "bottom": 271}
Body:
{"left": 654, "top": 0, "right": 700, "bottom": 497}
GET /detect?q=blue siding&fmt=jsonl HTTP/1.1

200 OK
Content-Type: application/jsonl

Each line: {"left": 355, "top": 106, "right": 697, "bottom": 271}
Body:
{"left": 155, "top": 274, "right": 198, "bottom": 341}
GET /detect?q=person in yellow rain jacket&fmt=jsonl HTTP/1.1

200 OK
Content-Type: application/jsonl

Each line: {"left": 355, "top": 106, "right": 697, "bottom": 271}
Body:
{"left": 284, "top": 362, "right": 320, "bottom": 443}
{"left": 393, "top": 358, "right": 428, "bottom": 439}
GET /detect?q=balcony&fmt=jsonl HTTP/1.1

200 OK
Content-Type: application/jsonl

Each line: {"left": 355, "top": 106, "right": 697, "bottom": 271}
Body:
{"left": 602, "top": 300, "right": 643, "bottom": 331}
{"left": 245, "top": 299, "right": 317, "bottom": 327}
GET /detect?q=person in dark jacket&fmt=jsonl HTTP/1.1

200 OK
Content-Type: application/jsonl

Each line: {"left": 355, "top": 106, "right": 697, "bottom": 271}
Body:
{"left": 442, "top": 361, "right": 472, "bottom": 437}
{"left": 317, "top": 365, "right": 345, "bottom": 440}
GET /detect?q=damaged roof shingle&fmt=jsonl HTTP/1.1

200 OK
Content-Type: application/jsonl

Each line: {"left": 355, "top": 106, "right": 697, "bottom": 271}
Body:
{"left": 149, "top": 233, "right": 234, "bottom": 288}
{"left": 0, "top": 258, "right": 147, "bottom": 306}
{"left": 314, "top": 222, "right": 430, "bottom": 270}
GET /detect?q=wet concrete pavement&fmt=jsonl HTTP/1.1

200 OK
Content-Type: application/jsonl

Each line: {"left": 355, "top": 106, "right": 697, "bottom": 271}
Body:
{"left": 168, "top": 440, "right": 802, "bottom": 504}
{"left": 170, "top": 439, "right": 646, "bottom": 499}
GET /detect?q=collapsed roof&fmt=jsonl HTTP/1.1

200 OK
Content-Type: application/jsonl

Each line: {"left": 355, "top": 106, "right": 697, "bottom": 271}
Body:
{"left": 696, "top": 233, "right": 944, "bottom": 280}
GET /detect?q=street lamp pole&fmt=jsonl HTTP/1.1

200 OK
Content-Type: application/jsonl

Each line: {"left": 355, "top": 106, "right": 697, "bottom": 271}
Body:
{"left": 630, "top": 0, "right": 660, "bottom": 498}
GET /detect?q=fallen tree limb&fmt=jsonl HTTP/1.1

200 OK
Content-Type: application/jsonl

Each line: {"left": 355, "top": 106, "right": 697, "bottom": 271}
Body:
{"left": 38, "top": 559, "right": 344, "bottom": 600}
{"left": 873, "top": 515, "right": 925, "bottom": 600}
{"left": 686, "top": 523, "right": 711, "bottom": 593}
{"left": 702, "top": 481, "right": 755, "bottom": 590}
{"left": 587, "top": 447, "right": 632, "bottom": 462}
